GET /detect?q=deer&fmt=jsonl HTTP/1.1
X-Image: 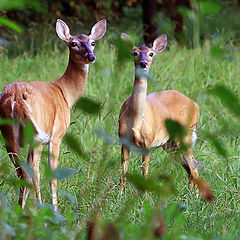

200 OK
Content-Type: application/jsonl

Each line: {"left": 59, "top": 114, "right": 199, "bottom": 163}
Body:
{"left": 0, "top": 19, "right": 107, "bottom": 210}
{"left": 118, "top": 33, "right": 214, "bottom": 201}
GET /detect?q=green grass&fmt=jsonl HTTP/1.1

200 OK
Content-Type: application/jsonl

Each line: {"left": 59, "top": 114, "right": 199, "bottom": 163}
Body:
{"left": 0, "top": 35, "right": 239, "bottom": 239}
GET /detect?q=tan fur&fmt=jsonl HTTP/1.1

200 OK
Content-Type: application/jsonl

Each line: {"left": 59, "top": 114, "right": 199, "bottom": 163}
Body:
{"left": 119, "top": 90, "right": 199, "bottom": 148}
{"left": 0, "top": 19, "right": 107, "bottom": 210}
{"left": 119, "top": 34, "right": 214, "bottom": 200}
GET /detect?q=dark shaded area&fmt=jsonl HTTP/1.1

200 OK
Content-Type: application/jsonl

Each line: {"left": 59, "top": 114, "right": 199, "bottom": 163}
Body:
{"left": 1, "top": 0, "right": 240, "bottom": 46}
{"left": 161, "top": 0, "right": 190, "bottom": 42}
{"left": 142, "top": 0, "right": 158, "bottom": 45}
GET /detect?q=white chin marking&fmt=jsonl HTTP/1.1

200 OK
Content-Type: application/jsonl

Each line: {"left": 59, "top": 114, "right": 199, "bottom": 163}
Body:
{"left": 84, "top": 64, "right": 89, "bottom": 72}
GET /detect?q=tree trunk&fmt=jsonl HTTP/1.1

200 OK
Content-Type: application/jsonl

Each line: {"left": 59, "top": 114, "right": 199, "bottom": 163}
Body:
{"left": 142, "top": 0, "right": 158, "bottom": 45}
{"left": 162, "top": 0, "right": 190, "bottom": 42}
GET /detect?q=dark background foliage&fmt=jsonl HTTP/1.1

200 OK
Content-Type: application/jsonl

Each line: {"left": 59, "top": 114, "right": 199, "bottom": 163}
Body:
{"left": 1, "top": 0, "right": 240, "bottom": 47}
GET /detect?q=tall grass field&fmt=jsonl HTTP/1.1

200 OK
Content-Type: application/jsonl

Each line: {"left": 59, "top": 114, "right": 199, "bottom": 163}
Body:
{"left": 0, "top": 29, "right": 239, "bottom": 239}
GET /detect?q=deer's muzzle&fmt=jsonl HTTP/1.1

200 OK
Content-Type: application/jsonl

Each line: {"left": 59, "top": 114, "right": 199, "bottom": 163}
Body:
{"left": 87, "top": 52, "right": 96, "bottom": 62}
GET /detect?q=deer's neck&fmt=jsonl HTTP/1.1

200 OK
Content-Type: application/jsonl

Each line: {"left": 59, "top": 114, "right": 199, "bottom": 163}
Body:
{"left": 54, "top": 56, "right": 89, "bottom": 108}
{"left": 130, "top": 73, "right": 148, "bottom": 128}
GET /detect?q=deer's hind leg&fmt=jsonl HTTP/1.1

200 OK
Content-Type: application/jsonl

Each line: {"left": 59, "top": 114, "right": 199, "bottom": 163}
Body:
{"left": 1, "top": 124, "right": 31, "bottom": 208}
{"left": 27, "top": 143, "right": 43, "bottom": 205}
{"left": 181, "top": 149, "right": 199, "bottom": 191}
{"left": 180, "top": 126, "right": 199, "bottom": 191}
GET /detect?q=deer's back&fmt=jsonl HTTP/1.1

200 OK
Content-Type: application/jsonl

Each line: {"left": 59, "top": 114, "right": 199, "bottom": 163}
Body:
{"left": 0, "top": 81, "right": 70, "bottom": 138}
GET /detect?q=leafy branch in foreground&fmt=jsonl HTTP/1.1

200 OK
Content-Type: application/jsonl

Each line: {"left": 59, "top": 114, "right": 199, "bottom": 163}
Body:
{"left": 0, "top": 0, "right": 44, "bottom": 33}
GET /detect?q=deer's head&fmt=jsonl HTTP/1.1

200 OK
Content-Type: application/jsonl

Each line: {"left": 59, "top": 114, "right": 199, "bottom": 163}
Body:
{"left": 56, "top": 19, "right": 107, "bottom": 64}
{"left": 121, "top": 33, "right": 167, "bottom": 72}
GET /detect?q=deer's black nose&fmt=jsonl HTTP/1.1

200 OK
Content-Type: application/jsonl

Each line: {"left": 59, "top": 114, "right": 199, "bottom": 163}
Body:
{"left": 87, "top": 52, "right": 96, "bottom": 62}
{"left": 139, "top": 61, "right": 147, "bottom": 68}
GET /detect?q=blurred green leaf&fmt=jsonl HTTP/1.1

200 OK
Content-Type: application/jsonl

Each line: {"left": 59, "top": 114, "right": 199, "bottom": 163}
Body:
{"left": 64, "top": 133, "right": 86, "bottom": 158}
{"left": 126, "top": 173, "right": 173, "bottom": 196}
{"left": 21, "top": 162, "right": 34, "bottom": 178}
{"left": 1, "top": 222, "right": 16, "bottom": 237}
{"left": 23, "top": 121, "right": 35, "bottom": 146}
{"left": 0, "top": 0, "right": 27, "bottom": 10}
{"left": 0, "top": 17, "right": 22, "bottom": 33}
{"left": 0, "top": 0, "right": 44, "bottom": 33}
{"left": 200, "top": 1, "right": 222, "bottom": 16}
{"left": 115, "top": 36, "right": 134, "bottom": 63}
{"left": 178, "top": 7, "right": 195, "bottom": 20}
{"left": 0, "top": 118, "right": 15, "bottom": 126}
{"left": 205, "top": 133, "right": 228, "bottom": 158}
{"left": 208, "top": 85, "right": 240, "bottom": 118}
{"left": 165, "top": 119, "right": 187, "bottom": 150}
{"left": 43, "top": 163, "right": 53, "bottom": 181}
{"left": 164, "top": 203, "right": 186, "bottom": 232}
{"left": 120, "top": 136, "right": 149, "bottom": 154}
{"left": 210, "top": 45, "right": 224, "bottom": 58}
{"left": 144, "top": 201, "right": 153, "bottom": 220}
{"left": 8, "top": 178, "right": 32, "bottom": 188}
{"left": 0, "top": 0, "right": 44, "bottom": 12}
{"left": 135, "top": 68, "right": 154, "bottom": 82}
{"left": 58, "top": 190, "right": 78, "bottom": 205}
{"left": 165, "top": 119, "right": 186, "bottom": 138}
{"left": 75, "top": 97, "right": 102, "bottom": 114}
{"left": 51, "top": 167, "right": 77, "bottom": 181}
{"left": 96, "top": 129, "right": 114, "bottom": 145}
{"left": 52, "top": 210, "right": 65, "bottom": 224}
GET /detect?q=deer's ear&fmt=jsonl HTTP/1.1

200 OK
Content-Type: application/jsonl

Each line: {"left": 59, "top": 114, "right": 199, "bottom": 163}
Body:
{"left": 56, "top": 19, "right": 71, "bottom": 42}
{"left": 90, "top": 19, "right": 107, "bottom": 40}
{"left": 152, "top": 34, "right": 167, "bottom": 53}
{"left": 121, "top": 33, "right": 131, "bottom": 42}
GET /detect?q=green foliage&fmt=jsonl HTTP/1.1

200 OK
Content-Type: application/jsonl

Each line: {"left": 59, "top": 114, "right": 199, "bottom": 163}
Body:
{"left": 165, "top": 119, "right": 187, "bottom": 150}
{"left": 23, "top": 121, "right": 35, "bottom": 146}
{"left": 63, "top": 133, "right": 87, "bottom": 158}
{"left": 0, "top": 0, "right": 42, "bottom": 11}
{"left": 178, "top": 1, "right": 240, "bottom": 48}
{"left": 0, "top": 29, "right": 239, "bottom": 239}
{"left": 0, "top": 0, "right": 44, "bottom": 33}
{"left": 51, "top": 167, "right": 77, "bottom": 181}
{"left": 115, "top": 35, "right": 134, "bottom": 64}
{"left": 126, "top": 173, "right": 174, "bottom": 196}
{"left": 200, "top": 1, "right": 222, "bottom": 15}
{"left": 0, "top": 17, "right": 22, "bottom": 33}
{"left": 75, "top": 97, "right": 102, "bottom": 115}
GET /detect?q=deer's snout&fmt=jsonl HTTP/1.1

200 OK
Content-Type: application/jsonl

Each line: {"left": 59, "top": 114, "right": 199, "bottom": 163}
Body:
{"left": 139, "top": 60, "right": 147, "bottom": 69}
{"left": 82, "top": 42, "right": 96, "bottom": 62}
{"left": 87, "top": 52, "right": 96, "bottom": 62}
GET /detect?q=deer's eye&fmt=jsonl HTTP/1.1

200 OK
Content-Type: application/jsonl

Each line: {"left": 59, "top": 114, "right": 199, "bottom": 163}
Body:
{"left": 91, "top": 41, "right": 95, "bottom": 46}
{"left": 133, "top": 52, "right": 138, "bottom": 56}
{"left": 71, "top": 42, "right": 77, "bottom": 47}
{"left": 149, "top": 52, "right": 154, "bottom": 57}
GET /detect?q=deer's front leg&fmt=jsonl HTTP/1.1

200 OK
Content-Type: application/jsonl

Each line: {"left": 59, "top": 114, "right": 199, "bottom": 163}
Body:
{"left": 48, "top": 139, "right": 61, "bottom": 211}
{"left": 120, "top": 145, "right": 130, "bottom": 194}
